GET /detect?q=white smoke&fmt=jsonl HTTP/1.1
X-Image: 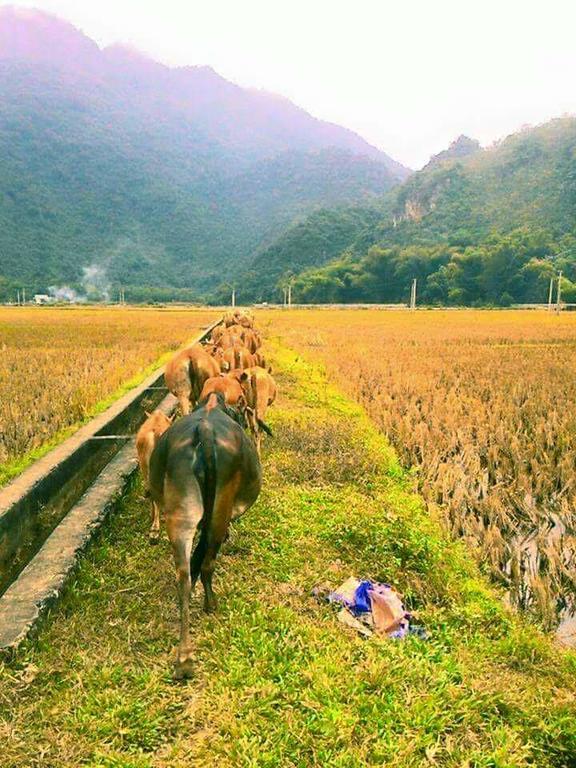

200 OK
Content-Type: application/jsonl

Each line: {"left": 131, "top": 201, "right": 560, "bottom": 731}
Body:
{"left": 81, "top": 264, "right": 111, "bottom": 301}
{"left": 47, "top": 264, "right": 112, "bottom": 303}
{"left": 48, "top": 285, "right": 86, "bottom": 303}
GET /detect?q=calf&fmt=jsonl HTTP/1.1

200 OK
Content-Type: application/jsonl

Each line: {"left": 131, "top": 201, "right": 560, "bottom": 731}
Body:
{"left": 164, "top": 344, "right": 220, "bottom": 415}
{"left": 135, "top": 409, "right": 174, "bottom": 542}
{"left": 238, "top": 366, "right": 277, "bottom": 455}
{"left": 149, "top": 393, "right": 261, "bottom": 678}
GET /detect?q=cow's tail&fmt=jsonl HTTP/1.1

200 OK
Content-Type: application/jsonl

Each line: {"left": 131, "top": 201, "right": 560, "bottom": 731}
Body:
{"left": 257, "top": 417, "right": 273, "bottom": 436}
{"left": 188, "top": 355, "right": 206, "bottom": 406}
{"left": 189, "top": 422, "right": 217, "bottom": 584}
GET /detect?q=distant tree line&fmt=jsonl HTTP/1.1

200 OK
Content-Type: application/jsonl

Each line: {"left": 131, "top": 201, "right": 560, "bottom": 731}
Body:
{"left": 289, "top": 229, "right": 576, "bottom": 306}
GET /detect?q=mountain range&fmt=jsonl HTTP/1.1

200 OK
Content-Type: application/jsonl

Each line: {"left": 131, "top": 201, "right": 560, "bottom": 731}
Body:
{"left": 0, "top": 6, "right": 409, "bottom": 300}
{"left": 242, "top": 119, "right": 576, "bottom": 305}
{"left": 1, "top": 6, "right": 575, "bottom": 306}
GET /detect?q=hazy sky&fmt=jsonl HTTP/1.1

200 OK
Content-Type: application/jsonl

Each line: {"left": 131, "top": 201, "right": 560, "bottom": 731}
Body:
{"left": 4, "top": 0, "right": 575, "bottom": 168}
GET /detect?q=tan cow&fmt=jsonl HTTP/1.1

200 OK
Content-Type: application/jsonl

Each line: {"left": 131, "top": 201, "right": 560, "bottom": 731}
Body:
{"left": 240, "top": 328, "right": 261, "bottom": 354}
{"left": 165, "top": 344, "right": 220, "bottom": 415}
{"left": 199, "top": 373, "right": 245, "bottom": 406}
{"left": 223, "top": 309, "right": 254, "bottom": 328}
{"left": 214, "top": 328, "right": 244, "bottom": 350}
{"left": 252, "top": 350, "right": 269, "bottom": 369}
{"left": 210, "top": 325, "right": 225, "bottom": 344}
{"left": 220, "top": 344, "right": 256, "bottom": 372}
{"left": 136, "top": 409, "right": 174, "bottom": 542}
{"left": 238, "top": 366, "right": 277, "bottom": 455}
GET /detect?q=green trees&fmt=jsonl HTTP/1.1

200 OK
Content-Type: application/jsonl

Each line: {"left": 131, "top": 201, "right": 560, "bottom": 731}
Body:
{"left": 290, "top": 230, "right": 576, "bottom": 306}
{"left": 271, "top": 118, "right": 576, "bottom": 307}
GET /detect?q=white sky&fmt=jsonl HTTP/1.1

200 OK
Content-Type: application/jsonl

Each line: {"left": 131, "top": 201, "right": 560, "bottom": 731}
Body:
{"left": 4, "top": 0, "right": 576, "bottom": 168}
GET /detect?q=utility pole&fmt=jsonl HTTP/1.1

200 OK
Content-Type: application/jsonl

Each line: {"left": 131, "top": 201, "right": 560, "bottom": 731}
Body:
{"left": 17, "top": 290, "right": 20, "bottom": 306}
{"left": 547, "top": 276, "right": 554, "bottom": 311}
{"left": 231, "top": 287, "right": 236, "bottom": 308}
{"left": 555, "top": 271, "right": 563, "bottom": 315}
{"left": 410, "top": 278, "right": 417, "bottom": 310}
{"left": 287, "top": 281, "right": 292, "bottom": 308}
{"left": 22, "top": 288, "right": 26, "bottom": 305}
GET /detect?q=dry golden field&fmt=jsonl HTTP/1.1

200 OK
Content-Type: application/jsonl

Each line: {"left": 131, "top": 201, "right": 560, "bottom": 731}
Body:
{"left": 261, "top": 308, "right": 576, "bottom": 628}
{"left": 0, "top": 307, "right": 214, "bottom": 482}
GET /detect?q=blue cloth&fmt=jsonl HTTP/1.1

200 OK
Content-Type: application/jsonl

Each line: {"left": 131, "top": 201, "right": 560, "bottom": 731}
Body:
{"left": 352, "top": 580, "right": 373, "bottom": 615}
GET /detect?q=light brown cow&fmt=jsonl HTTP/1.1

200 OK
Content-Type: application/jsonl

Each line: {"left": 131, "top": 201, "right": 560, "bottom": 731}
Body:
{"left": 164, "top": 344, "right": 220, "bottom": 415}
{"left": 235, "top": 311, "right": 255, "bottom": 329}
{"left": 252, "top": 350, "right": 269, "bottom": 369}
{"left": 214, "top": 329, "right": 244, "bottom": 350}
{"left": 199, "top": 373, "right": 245, "bottom": 406}
{"left": 238, "top": 366, "right": 277, "bottom": 455}
{"left": 220, "top": 344, "right": 256, "bottom": 372}
{"left": 223, "top": 309, "right": 254, "bottom": 328}
{"left": 136, "top": 409, "right": 174, "bottom": 542}
{"left": 210, "top": 325, "right": 225, "bottom": 344}
{"left": 240, "top": 328, "right": 261, "bottom": 354}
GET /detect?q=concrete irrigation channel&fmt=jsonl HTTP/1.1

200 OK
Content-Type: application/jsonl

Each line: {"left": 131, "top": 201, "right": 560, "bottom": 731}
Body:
{"left": 0, "top": 319, "right": 220, "bottom": 652}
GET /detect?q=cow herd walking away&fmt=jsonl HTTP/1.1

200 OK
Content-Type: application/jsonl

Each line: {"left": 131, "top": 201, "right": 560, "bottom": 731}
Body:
{"left": 136, "top": 310, "right": 276, "bottom": 678}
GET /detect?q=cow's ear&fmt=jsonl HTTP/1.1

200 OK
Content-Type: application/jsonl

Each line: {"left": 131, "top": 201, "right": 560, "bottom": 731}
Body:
{"left": 240, "top": 371, "right": 249, "bottom": 383}
{"left": 168, "top": 413, "right": 176, "bottom": 422}
{"left": 267, "top": 366, "right": 273, "bottom": 374}
{"left": 144, "top": 409, "right": 152, "bottom": 418}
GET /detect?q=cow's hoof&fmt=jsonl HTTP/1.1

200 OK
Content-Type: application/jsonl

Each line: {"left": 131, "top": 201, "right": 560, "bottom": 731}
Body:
{"left": 148, "top": 530, "right": 160, "bottom": 545}
{"left": 173, "top": 653, "right": 194, "bottom": 680}
{"left": 203, "top": 600, "right": 217, "bottom": 614}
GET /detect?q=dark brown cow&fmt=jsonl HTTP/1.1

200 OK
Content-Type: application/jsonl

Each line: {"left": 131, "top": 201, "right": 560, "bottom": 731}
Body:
{"left": 164, "top": 344, "right": 220, "bottom": 415}
{"left": 149, "top": 393, "right": 261, "bottom": 678}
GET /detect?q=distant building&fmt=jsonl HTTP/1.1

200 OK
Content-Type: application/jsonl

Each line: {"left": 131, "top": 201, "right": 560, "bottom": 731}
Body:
{"left": 33, "top": 294, "right": 55, "bottom": 305}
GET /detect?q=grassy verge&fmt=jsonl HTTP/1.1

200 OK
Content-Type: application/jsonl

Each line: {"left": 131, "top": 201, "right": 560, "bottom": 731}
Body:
{"left": 1, "top": 341, "right": 575, "bottom": 767}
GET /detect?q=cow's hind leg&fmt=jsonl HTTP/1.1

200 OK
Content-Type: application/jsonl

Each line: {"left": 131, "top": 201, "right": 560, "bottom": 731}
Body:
{"left": 177, "top": 392, "right": 191, "bottom": 416}
{"left": 165, "top": 483, "right": 203, "bottom": 679}
{"left": 149, "top": 501, "right": 161, "bottom": 544}
{"left": 200, "top": 540, "right": 222, "bottom": 614}
{"left": 199, "top": 477, "right": 240, "bottom": 613}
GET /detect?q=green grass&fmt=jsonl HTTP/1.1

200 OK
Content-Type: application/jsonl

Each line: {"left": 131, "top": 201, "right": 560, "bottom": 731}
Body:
{"left": 1, "top": 341, "right": 575, "bottom": 767}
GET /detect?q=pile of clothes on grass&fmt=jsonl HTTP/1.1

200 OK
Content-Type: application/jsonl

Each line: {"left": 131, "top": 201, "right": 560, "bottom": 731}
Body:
{"left": 314, "top": 576, "right": 428, "bottom": 640}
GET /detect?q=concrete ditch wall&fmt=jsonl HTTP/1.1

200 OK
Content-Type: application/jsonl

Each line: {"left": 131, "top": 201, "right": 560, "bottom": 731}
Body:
{"left": 0, "top": 320, "right": 219, "bottom": 651}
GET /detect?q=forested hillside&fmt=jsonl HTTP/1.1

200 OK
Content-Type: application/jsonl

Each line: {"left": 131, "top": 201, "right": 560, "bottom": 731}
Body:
{"left": 253, "top": 120, "right": 576, "bottom": 305}
{"left": 0, "top": 7, "right": 408, "bottom": 301}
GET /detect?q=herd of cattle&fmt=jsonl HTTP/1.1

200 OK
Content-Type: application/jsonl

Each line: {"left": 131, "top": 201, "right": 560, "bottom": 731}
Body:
{"left": 135, "top": 309, "right": 276, "bottom": 678}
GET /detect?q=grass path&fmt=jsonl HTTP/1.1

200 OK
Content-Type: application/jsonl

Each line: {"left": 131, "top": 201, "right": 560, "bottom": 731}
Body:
{"left": 1, "top": 342, "right": 575, "bottom": 767}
